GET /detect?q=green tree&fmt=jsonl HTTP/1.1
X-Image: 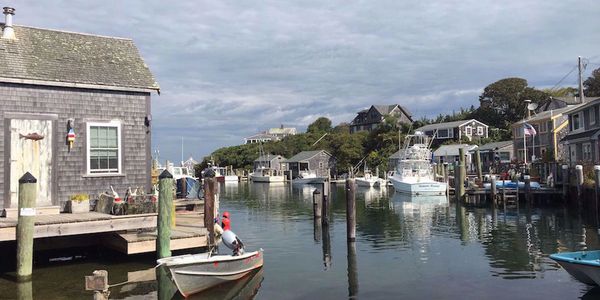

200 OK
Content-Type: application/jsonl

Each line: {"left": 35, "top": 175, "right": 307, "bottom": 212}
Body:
{"left": 477, "top": 78, "right": 548, "bottom": 129}
{"left": 584, "top": 68, "right": 600, "bottom": 97}
{"left": 307, "top": 117, "right": 332, "bottom": 134}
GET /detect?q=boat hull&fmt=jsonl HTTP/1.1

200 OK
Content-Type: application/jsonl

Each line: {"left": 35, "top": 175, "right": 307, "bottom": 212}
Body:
{"left": 158, "top": 250, "right": 264, "bottom": 297}
{"left": 250, "top": 175, "right": 285, "bottom": 183}
{"left": 224, "top": 175, "right": 239, "bottom": 182}
{"left": 390, "top": 177, "right": 447, "bottom": 195}
{"left": 292, "top": 177, "right": 326, "bottom": 184}
{"left": 355, "top": 178, "right": 380, "bottom": 187}
{"left": 550, "top": 251, "right": 600, "bottom": 285}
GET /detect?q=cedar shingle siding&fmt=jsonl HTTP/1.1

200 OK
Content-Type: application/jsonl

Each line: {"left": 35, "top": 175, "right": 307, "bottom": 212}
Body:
{"left": 0, "top": 24, "right": 157, "bottom": 210}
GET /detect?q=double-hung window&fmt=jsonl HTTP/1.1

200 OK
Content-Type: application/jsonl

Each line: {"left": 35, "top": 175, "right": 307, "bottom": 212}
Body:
{"left": 87, "top": 121, "right": 121, "bottom": 174}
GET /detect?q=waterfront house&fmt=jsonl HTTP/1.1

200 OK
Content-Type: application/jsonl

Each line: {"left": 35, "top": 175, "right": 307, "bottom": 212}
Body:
{"left": 285, "top": 150, "right": 335, "bottom": 178}
{"left": 349, "top": 104, "right": 412, "bottom": 133}
{"left": 415, "top": 119, "right": 488, "bottom": 146}
{"left": 244, "top": 125, "right": 297, "bottom": 144}
{"left": 560, "top": 97, "right": 600, "bottom": 164}
{"left": 0, "top": 8, "right": 159, "bottom": 215}
{"left": 253, "top": 154, "right": 286, "bottom": 172}
{"left": 512, "top": 103, "right": 585, "bottom": 163}
{"left": 471, "top": 141, "right": 514, "bottom": 170}
{"left": 388, "top": 149, "right": 406, "bottom": 171}
{"left": 433, "top": 144, "right": 478, "bottom": 171}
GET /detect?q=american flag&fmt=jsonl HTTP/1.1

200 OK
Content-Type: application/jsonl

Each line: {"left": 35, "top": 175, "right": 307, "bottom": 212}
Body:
{"left": 523, "top": 123, "right": 536, "bottom": 136}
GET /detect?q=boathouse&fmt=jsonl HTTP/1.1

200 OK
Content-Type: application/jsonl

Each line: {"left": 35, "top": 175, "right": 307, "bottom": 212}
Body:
{"left": 285, "top": 150, "right": 335, "bottom": 178}
{"left": 0, "top": 8, "right": 159, "bottom": 216}
{"left": 254, "top": 154, "right": 286, "bottom": 172}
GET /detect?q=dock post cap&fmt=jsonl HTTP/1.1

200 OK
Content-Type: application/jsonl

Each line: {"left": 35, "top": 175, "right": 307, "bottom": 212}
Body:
{"left": 158, "top": 169, "right": 173, "bottom": 179}
{"left": 575, "top": 165, "right": 583, "bottom": 170}
{"left": 594, "top": 165, "right": 600, "bottom": 171}
{"left": 562, "top": 165, "right": 569, "bottom": 169}
{"left": 18, "top": 172, "right": 37, "bottom": 184}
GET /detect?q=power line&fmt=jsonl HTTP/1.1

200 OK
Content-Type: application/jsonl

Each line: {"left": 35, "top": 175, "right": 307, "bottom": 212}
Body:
{"left": 550, "top": 65, "right": 577, "bottom": 91}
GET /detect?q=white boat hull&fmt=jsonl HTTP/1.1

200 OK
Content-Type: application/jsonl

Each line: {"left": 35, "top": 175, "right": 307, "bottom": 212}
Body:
{"left": 292, "top": 177, "right": 326, "bottom": 184}
{"left": 355, "top": 177, "right": 381, "bottom": 187}
{"left": 250, "top": 174, "right": 285, "bottom": 182}
{"left": 390, "top": 177, "right": 447, "bottom": 195}
{"left": 224, "top": 175, "right": 239, "bottom": 182}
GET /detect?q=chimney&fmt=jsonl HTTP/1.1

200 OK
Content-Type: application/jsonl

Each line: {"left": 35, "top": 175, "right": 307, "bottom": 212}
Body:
{"left": 2, "top": 7, "right": 15, "bottom": 40}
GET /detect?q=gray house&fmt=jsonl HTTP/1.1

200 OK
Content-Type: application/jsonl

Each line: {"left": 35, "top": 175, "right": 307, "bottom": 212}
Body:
{"left": 0, "top": 8, "right": 159, "bottom": 215}
{"left": 473, "top": 141, "right": 514, "bottom": 170}
{"left": 253, "top": 154, "right": 286, "bottom": 172}
{"left": 416, "top": 119, "right": 488, "bottom": 146}
{"left": 285, "top": 150, "right": 335, "bottom": 178}
{"left": 561, "top": 98, "right": 600, "bottom": 164}
{"left": 350, "top": 104, "right": 412, "bottom": 133}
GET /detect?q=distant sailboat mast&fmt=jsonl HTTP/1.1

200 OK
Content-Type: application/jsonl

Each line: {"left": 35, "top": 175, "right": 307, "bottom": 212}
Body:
{"left": 181, "top": 136, "right": 184, "bottom": 165}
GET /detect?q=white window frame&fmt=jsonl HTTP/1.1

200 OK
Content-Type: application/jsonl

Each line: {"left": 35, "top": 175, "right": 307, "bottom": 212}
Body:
{"left": 572, "top": 113, "right": 583, "bottom": 131}
{"left": 583, "top": 143, "right": 592, "bottom": 161}
{"left": 476, "top": 126, "right": 484, "bottom": 136}
{"left": 86, "top": 121, "right": 122, "bottom": 175}
{"left": 539, "top": 122, "right": 548, "bottom": 133}
{"left": 590, "top": 107, "right": 597, "bottom": 126}
{"left": 465, "top": 126, "right": 472, "bottom": 136}
{"left": 437, "top": 128, "right": 450, "bottom": 138}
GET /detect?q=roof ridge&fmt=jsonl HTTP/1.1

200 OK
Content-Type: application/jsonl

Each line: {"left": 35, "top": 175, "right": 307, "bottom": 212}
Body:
{"left": 15, "top": 24, "right": 133, "bottom": 41}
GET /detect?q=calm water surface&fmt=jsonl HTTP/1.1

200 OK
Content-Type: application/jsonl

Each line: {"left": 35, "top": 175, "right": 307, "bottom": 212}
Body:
{"left": 1, "top": 182, "right": 600, "bottom": 299}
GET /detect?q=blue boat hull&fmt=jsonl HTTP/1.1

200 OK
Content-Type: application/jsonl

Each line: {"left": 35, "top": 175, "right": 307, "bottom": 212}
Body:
{"left": 550, "top": 251, "right": 600, "bottom": 285}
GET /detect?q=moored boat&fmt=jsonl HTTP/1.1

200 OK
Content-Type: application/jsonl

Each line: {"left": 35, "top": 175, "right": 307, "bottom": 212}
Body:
{"left": 550, "top": 251, "right": 600, "bottom": 285}
{"left": 292, "top": 171, "right": 326, "bottom": 184}
{"left": 157, "top": 249, "right": 264, "bottom": 297}
{"left": 388, "top": 131, "right": 447, "bottom": 195}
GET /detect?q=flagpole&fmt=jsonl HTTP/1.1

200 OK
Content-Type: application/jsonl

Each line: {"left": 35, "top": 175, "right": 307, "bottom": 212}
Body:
{"left": 523, "top": 128, "right": 527, "bottom": 164}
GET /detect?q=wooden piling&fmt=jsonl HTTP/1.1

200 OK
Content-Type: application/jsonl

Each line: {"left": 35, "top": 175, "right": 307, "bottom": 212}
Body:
{"left": 595, "top": 165, "right": 600, "bottom": 226}
{"left": 524, "top": 175, "right": 531, "bottom": 203}
{"left": 313, "top": 189, "right": 322, "bottom": 219}
{"left": 475, "top": 149, "right": 483, "bottom": 182}
{"left": 456, "top": 161, "right": 465, "bottom": 202}
{"left": 490, "top": 175, "right": 497, "bottom": 207}
{"left": 576, "top": 165, "right": 584, "bottom": 200}
{"left": 16, "top": 172, "right": 36, "bottom": 281}
{"left": 347, "top": 241, "right": 358, "bottom": 297}
{"left": 322, "top": 194, "right": 329, "bottom": 226}
{"left": 85, "top": 270, "right": 109, "bottom": 300}
{"left": 346, "top": 178, "right": 356, "bottom": 242}
{"left": 204, "top": 177, "right": 217, "bottom": 248}
{"left": 157, "top": 170, "right": 174, "bottom": 259}
{"left": 443, "top": 163, "right": 449, "bottom": 196}
{"left": 562, "top": 165, "right": 569, "bottom": 200}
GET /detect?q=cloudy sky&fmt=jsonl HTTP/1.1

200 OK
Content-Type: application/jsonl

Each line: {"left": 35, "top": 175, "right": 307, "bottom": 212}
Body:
{"left": 6, "top": 0, "right": 600, "bottom": 162}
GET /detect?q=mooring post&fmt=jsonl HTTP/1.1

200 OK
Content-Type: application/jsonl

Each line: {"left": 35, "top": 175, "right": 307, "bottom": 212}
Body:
{"left": 16, "top": 172, "right": 36, "bottom": 281}
{"left": 157, "top": 170, "right": 174, "bottom": 259}
{"left": 576, "top": 165, "right": 584, "bottom": 200}
{"left": 443, "top": 163, "right": 449, "bottom": 196}
{"left": 457, "top": 156, "right": 466, "bottom": 202}
{"left": 475, "top": 149, "right": 483, "bottom": 183}
{"left": 204, "top": 177, "right": 217, "bottom": 248}
{"left": 524, "top": 175, "right": 532, "bottom": 203}
{"left": 490, "top": 175, "right": 497, "bottom": 207}
{"left": 347, "top": 241, "right": 359, "bottom": 297}
{"left": 85, "top": 270, "right": 109, "bottom": 300}
{"left": 346, "top": 178, "right": 356, "bottom": 241}
{"left": 562, "top": 165, "right": 569, "bottom": 201}
{"left": 313, "top": 189, "right": 322, "bottom": 219}
{"left": 322, "top": 194, "right": 329, "bottom": 226}
{"left": 595, "top": 165, "right": 600, "bottom": 229}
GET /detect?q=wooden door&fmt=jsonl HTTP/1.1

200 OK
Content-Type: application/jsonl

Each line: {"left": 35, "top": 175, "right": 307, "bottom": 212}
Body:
{"left": 10, "top": 119, "right": 53, "bottom": 207}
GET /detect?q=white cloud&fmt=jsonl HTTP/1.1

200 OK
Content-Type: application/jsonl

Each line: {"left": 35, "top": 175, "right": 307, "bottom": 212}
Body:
{"left": 6, "top": 0, "right": 600, "bottom": 161}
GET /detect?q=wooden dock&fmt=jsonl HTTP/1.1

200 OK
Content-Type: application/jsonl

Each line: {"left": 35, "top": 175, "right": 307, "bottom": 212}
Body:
{"left": 0, "top": 209, "right": 207, "bottom": 254}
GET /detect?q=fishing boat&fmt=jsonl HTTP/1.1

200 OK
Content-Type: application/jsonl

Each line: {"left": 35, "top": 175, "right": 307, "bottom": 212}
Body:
{"left": 250, "top": 167, "right": 285, "bottom": 183}
{"left": 292, "top": 171, "right": 325, "bottom": 184}
{"left": 250, "top": 147, "right": 286, "bottom": 183}
{"left": 157, "top": 249, "right": 264, "bottom": 297}
{"left": 550, "top": 251, "right": 600, "bottom": 285}
{"left": 388, "top": 131, "right": 447, "bottom": 195}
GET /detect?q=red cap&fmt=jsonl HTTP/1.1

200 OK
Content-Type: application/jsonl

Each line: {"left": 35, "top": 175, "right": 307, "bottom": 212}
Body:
{"left": 222, "top": 211, "right": 230, "bottom": 218}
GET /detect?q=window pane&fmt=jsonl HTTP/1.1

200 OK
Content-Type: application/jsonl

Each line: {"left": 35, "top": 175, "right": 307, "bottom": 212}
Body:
{"left": 90, "top": 156, "right": 99, "bottom": 170}
{"left": 90, "top": 127, "right": 99, "bottom": 148}
{"left": 107, "top": 128, "right": 118, "bottom": 147}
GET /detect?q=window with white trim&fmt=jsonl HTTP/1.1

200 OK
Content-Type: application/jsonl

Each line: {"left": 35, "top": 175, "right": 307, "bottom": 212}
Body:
{"left": 476, "top": 126, "right": 484, "bottom": 136}
{"left": 539, "top": 122, "right": 548, "bottom": 133}
{"left": 514, "top": 127, "right": 522, "bottom": 138}
{"left": 590, "top": 107, "right": 597, "bottom": 125}
{"left": 87, "top": 121, "right": 121, "bottom": 174}
{"left": 572, "top": 113, "right": 582, "bottom": 131}
{"left": 583, "top": 143, "right": 592, "bottom": 160}
{"left": 437, "top": 129, "right": 449, "bottom": 138}
{"left": 465, "top": 126, "right": 472, "bottom": 136}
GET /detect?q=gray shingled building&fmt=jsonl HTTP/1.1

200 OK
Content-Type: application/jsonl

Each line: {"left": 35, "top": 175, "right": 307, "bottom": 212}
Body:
{"left": 285, "top": 150, "right": 335, "bottom": 178}
{"left": 0, "top": 7, "right": 159, "bottom": 214}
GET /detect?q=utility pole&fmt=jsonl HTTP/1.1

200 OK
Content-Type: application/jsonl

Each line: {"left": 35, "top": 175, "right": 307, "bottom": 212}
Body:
{"left": 579, "top": 56, "right": 586, "bottom": 103}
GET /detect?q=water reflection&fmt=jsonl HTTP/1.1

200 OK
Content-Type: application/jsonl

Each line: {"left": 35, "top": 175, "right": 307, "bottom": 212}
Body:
{"left": 347, "top": 242, "right": 358, "bottom": 299}
{"left": 185, "top": 268, "right": 264, "bottom": 300}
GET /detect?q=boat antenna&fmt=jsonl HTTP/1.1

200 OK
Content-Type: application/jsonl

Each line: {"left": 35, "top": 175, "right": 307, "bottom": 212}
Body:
{"left": 428, "top": 129, "right": 438, "bottom": 149}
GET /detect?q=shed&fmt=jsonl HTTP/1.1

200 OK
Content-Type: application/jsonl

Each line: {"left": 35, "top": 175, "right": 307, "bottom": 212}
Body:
{"left": 285, "top": 150, "right": 335, "bottom": 179}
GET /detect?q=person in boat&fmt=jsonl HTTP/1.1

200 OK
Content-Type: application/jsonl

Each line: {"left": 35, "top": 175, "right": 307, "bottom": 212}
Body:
{"left": 220, "top": 211, "right": 245, "bottom": 256}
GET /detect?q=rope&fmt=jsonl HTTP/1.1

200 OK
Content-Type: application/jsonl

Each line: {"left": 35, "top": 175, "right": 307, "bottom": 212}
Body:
{"left": 108, "top": 264, "right": 162, "bottom": 289}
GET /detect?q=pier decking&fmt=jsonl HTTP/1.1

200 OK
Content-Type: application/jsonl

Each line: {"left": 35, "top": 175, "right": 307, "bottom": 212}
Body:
{"left": 0, "top": 208, "right": 207, "bottom": 254}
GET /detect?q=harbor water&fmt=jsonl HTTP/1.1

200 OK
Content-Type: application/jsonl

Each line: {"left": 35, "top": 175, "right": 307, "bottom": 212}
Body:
{"left": 1, "top": 182, "right": 600, "bottom": 299}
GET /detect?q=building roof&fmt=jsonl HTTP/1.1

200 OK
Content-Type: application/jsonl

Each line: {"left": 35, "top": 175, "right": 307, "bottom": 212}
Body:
{"left": 433, "top": 144, "right": 478, "bottom": 157}
{"left": 0, "top": 24, "right": 158, "bottom": 91}
{"left": 268, "top": 127, "right": 296, "bottom": 135}
{"left": 245, "top": 133, "right": 274, "bottom": 140}
{"left": 561, "top": 128, "right": 600, "bottom": 143}
{"left": 254, "top": 154, "right": 284, "bottom": 162}
{"left": 373, "top": 104, "right": 413, "bottom": 119}
{"left": 476, "top": 141, "right": 513, "bottom": 152}
{"left": 562, "top": 97, "right": 600, "bottom": 116}
{"left": 416, "top": 119, "right": 486, "bottom": 132}
{"left": 512, "top": 104, "right": 583, "bottom": 127}
{"left": 285, "top": 150, "right": 331, "bottom": 162}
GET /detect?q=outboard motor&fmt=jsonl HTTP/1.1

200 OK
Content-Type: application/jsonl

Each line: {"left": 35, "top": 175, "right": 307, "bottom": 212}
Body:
{"left": 222, "top": 230, "right": 244, "bottom": 256}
